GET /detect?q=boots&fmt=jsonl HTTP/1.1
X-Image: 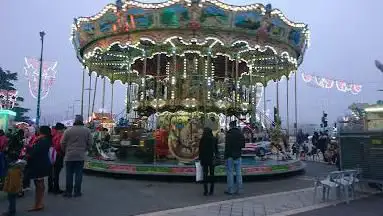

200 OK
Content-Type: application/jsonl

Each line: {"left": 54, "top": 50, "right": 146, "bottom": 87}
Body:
{"left": 203, "top": 183, "right": 208, "bottom": 196}
{"left": 203, "top": 183, "right": 215, "bottom": 196}
{"left": 28, "top": 180, "right": 44, "bottom": 212}
{"left": 209, "top": 183, "right": 214, "bottom": 195}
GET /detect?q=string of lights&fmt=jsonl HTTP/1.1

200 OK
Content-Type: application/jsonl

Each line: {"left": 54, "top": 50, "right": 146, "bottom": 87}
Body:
{"left": 301, "top": 72, "right": 362, "bottom": 95}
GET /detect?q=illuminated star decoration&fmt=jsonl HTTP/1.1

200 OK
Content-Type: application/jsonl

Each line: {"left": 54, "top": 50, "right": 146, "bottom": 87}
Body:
{"left": 301, "top": 72, "right": 362, "bottom": 95}
{"left": 24, "top": 57, "right": 58, "bottom": 100}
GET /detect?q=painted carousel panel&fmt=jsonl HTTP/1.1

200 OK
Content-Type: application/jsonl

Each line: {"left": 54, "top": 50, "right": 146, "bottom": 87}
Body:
{"left": 200, "top": 5, "right": 229, "bottom": 27}
{"left": 160, "top": 4, "right": 190, "bottom": 28}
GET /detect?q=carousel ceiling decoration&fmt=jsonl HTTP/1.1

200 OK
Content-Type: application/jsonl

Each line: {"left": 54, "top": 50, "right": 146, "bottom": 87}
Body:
{"left": 301, "top": 72, "right": 362, "bottom": 95}
{"left": 24, "top": 57, "right": 58, "bottom": 100}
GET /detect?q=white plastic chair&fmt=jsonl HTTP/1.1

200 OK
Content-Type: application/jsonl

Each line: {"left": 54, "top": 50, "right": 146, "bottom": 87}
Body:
{"left": 313, "top": 171, "right": 343, "bottom": 203}
{"left": 334, "top": 170, "right": 358, "bottom": 204}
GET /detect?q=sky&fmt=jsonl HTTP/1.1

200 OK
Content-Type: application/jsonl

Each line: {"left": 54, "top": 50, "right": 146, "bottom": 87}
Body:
{"left": 1, "top": 0, "right": 383, "bottom": 126}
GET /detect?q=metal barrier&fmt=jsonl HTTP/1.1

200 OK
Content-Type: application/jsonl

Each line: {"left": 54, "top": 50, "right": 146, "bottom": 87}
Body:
{"left": 339, "top": 131, "right": 383, "bottom": 184}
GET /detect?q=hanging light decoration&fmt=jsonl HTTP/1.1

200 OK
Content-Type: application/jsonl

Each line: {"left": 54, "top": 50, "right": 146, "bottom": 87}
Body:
{"left": 301, "top": 72, "right": 362, "bottom": 95}
{"left": 0, "top": 90, "right": 18, "bottom": 109}
{"left": 24, "top": 57, "right": 57, "bottom": 100}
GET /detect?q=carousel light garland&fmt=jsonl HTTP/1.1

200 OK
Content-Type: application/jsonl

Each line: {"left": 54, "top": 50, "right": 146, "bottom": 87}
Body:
{"left": 301, "top": 72, "right": 362, "bottom": 95}
{"left": 183, "top": 58, "right": 187, "bottom": 79}
{"left": 83, "top": 37, "right": 298, "bottom": 66}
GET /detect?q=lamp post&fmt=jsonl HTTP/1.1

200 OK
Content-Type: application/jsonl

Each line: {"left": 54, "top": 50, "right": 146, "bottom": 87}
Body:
{"left": 36, "top": 31, "right": 45, "bottom": 126}
{"left": 71, "top": 99, "right": 81, "bottom": 119}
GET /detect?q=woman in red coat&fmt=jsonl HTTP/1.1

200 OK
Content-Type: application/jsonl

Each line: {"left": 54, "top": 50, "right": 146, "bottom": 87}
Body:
{"left": 48, "top": 123, "right": 65, "bottom": 194}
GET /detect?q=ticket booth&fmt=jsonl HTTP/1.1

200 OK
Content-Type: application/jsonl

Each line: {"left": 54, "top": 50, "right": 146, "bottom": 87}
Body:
{"left": 0, "top": 109, "right": 16, "bottom": 131}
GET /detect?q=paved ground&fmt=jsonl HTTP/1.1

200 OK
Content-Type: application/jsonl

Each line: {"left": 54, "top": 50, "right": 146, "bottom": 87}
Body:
{"left": 0, "top": 161, "right": 335, "bottom": 216}
{"left": 291, "top": 193, "right": 383, "bottom": 216}
{"left": 137, "top": 187, "right": 323, "bottom": 216}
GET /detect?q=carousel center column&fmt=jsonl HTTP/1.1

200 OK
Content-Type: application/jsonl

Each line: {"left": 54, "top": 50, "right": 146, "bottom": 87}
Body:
{"left": 141, "top": 50, "right": 147, "bottom": 105}
{"left": 171, "top": 47, "right": 176, "bottom": 105}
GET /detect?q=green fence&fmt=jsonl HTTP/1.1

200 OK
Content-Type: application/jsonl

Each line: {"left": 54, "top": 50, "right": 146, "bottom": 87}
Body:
{"left": 340, "top": 131, "right": 383, "bottom": 182}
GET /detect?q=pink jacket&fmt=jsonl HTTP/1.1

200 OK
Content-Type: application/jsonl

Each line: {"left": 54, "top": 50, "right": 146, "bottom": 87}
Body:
{"left": 0, "top": 135, "right": 8, "bottom": 152}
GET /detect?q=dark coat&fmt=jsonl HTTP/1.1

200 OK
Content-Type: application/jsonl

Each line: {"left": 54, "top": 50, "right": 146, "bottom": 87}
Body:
{"left": 27, "top": 136, "right": 52, "bottom": 179}
{"left": 199, "top": 136, "right": 218, "bottom": 166}
{"left": 312, "top": 134, "right": 319, "bottom": 147}
{"left": 224, "top": 128, "right": 245, "bottom": 159}
{"left": 318, "top": 135, "right": 328, "bottom": 151}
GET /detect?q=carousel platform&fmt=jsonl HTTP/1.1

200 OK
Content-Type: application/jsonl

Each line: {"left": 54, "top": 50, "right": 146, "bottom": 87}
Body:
{"left": 84, "top": 158, "right": 306, "bottom": 177}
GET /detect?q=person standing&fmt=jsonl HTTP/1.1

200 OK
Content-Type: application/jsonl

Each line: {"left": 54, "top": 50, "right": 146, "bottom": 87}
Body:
{"left": 296, "top": 129, "right": 305, "bottom": 146}
{"left": 312, "top": 131, "right": 319, "bottom": 148}
{"left": 48, "top": 123, "right": 65, "bottom": 194}
{"left": 20, "top": 130, "right": 39, "bottom": 192}
{"left": 318, "top": 132, "right": 327, "bottom": 161}
{"left": 0, "top": 129, "right": 7, "bottom": 188}
{"left": 27, "top": 126, "right": 52, "bottom": 211}
{"left": 61, "top": 115, "right": 92, "bottom": 198}
{"left": 0, "top": 130, "right": 8, "bottom": 153}
{"left": 224, "top": 121, "right": 245, "bottom": 195}
{"left": 199, "top": 127, "right": 218, "bottom": 196}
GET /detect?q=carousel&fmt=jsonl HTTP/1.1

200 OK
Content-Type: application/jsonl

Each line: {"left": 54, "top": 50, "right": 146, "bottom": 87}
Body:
{"left": 71, "top": 0, "right": 309, "bottom": 176}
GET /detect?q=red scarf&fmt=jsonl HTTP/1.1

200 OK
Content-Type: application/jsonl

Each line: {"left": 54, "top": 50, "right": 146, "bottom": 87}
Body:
{"left": 53, "top": 132, "right": 63, "bottom": 154}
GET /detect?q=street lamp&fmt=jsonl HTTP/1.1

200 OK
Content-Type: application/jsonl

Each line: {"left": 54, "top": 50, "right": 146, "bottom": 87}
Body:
{"left": 375, "top": 60, "right": 383, "bottom": 73}
{"left": 71, "top": 99, "right": 80, "bottom": 119}
{"left": 36, "top": 31, "right": 45, "bottom": 126}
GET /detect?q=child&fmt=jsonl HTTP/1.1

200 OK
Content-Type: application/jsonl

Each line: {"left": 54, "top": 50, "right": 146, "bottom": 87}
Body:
{"left": 2, "top": 157, "right": 25, "bottom": 216}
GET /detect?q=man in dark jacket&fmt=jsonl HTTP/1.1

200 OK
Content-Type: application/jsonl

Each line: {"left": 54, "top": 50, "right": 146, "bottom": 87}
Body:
{"left": 224, "top": 121, "right": 245, "bottom": 195}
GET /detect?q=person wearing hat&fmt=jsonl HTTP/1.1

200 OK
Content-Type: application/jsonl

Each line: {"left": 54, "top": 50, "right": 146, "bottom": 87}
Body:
{"left": 48, "top": 123, "right": 66, "bottom": 194}
{"left": 27, "top": 125, "right": 52, "bottom": 211}
{"left": 61, "top": 115, "right": 92, "bottom": 198}
{"left": 224, "top": 120, "right": 245, "bottom": 195}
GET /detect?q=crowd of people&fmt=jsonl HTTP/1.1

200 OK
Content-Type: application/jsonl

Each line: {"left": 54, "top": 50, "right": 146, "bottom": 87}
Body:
{"left": 295, "top": 129, "right": 340, "bottom": 169}
{"left": 0, "top": 115, "right": 342, "bottom": 213}
{"left": 0, "top": 115, "right": 92, "bottom": 216}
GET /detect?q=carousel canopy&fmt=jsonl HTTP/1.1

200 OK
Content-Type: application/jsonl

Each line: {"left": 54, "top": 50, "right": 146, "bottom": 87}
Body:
{"left": 71, "top": 0, "right": 309, "bottom": 115}
{"left": 71, "top": 0, "right": 309, "bottom": 84}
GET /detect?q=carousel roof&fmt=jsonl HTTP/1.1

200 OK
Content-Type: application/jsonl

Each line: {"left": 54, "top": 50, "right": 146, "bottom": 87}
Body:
{"left": 71, "top": 0, "right": 310, "bottom": 85}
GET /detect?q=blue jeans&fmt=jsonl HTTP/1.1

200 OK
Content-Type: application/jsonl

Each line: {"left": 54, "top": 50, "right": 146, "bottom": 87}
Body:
{"left": 65, "top": 161, "right": 84, "bottom": 195}
{"left": 8, "top": 193, "right": 17, "bottom": 214}
{"left": 226, "top": 158, "right": 243, "bottom": 194}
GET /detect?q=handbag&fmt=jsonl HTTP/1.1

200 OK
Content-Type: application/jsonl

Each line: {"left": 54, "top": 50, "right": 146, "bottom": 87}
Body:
{"left": 48, "top": 147, "right": 57, "bottom": 165}
{"left": 195, "top": 161, "right": 203, "bottom": 182}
